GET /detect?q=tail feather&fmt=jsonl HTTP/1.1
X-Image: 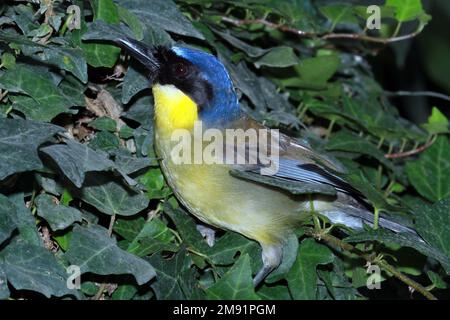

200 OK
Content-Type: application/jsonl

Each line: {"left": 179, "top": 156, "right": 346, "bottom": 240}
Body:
{"left": 319, "top": 205, "right": 424, "bottom": 241}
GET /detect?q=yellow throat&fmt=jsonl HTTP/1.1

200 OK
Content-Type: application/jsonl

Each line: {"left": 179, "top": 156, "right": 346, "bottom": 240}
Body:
{"left": 152, "top": 84, "right": 198, "bottom": 135}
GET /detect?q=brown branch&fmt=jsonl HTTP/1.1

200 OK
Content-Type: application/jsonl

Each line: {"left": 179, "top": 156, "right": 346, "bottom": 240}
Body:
{"left": 305, "top": 228, "right": 437, "bottom": 300}
{"left": 221, "top": 16, "right": 421, "bottom": 45}
{"left": 385, "top": 137, "right": 436, "bottom": 159}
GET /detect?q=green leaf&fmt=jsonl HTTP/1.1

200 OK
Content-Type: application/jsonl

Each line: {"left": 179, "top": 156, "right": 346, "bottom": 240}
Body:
{"left": 6, "top": 193, "right": 42, "bottom": 246}
{"left": 207, "top": 232, "right": 260, "bottom": 266}
{"left": 0, "top": 263, "right": 9, "bottom": 299}
{"left": 427, "top": 270, "right": 447, "bottom": 289}
{"left": 112, "top": 151, "right": 153, "bottom": 175}
{"left": 406, "top": 137, "right": 450, "bottom": 202}
{"left": 147, "top": 249, "right": 190, "bottom": 300}
{"left": 126, "top": 218, "right": 177, "bottom": 257}
{"left": 286, "top": 238, "right": 334, "bottom": 299}
{"left": 257, "top": 284, "right": 292, "bottom": 300}
{"left": 213, "top": 29, "right": 269, "bottom": 57}
{"left": 89, "top": 131, "right": 120, "bottom": 152}
{"left": 121, "top": 64, "right": 151, "bottom": 104}
{"left": 164, "top": 205, "right": 211, "bottom": 256}
{"left": 0, "top": 31, "right": 87, "bottom": 83}
{"left": 421, "top": 107, "right": 449, "bottom": 134}
{"left": 117, "top": 0, "right": 204, "bottom": 40}
{"left": 0, "top": 194, "right": 17, "bottom": 245}
{"left": 254, "top": 46, "right": 298, "bottom": 68}
{"left": 326, "top": 130, "right": 394, "bottom": 169}
{"left": 345, "top": 228, "right": 450, "bottom": 274}
{"left": 41, "top": 139, "right": 118, "bottom": 188}
{"left": 0, "top": 239, "right": 79, "bottom": 298}
{"left": 80, "top": 0, "right": 121, "bottom": 67}
{"left": 65, "top": 224, "right": 156, "bottom": 285}
{"left": 1, "top": 52, "right": 15, "bottom": 69}
{"left": 117, "top": 5, "right": 144, "bottom": 40}
{"left": 0, "top": 119, "right": 64, "bottom": 180}
{"left": 112, "top": 284, "right": 138, "bottom": 300}
{"left": 320, "top": 4, "right": 359, "bottom": 29}
{"left": 415, "top": 198, "right": 450, "bottom": 261}
{"left": 283, "top": 55, "right": 340, "bottom": 89}
{"left": 0, "top": 65, "right": 73, "bottom": 121}
{"left": 35, "top": 194, "right": 82, "bottom": 231}
{"left": 206, "top": 254, "right": 261, "bottom": 300}
{"left": 386, "top": 0, "right": 425, "bottom": 22}
{"left": 89, "top": 117, "right": 117, "bottom": 132}
{"left": 77, "top": 173, "right": 149, "bottom": 216}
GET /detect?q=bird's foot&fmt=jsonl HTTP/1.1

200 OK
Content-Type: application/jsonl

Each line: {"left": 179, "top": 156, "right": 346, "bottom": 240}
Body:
{"left": 196, "top": 224, "right": 216, "bottom": 247}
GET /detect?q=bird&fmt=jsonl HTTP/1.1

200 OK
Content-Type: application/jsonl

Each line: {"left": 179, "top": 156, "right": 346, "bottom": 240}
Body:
{"left": 115, "top": 37, "right": 420, "bottom": 286}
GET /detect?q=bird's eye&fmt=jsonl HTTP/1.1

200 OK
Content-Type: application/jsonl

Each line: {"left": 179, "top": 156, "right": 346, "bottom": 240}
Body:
{"left": 173, "top": 62, "right": 189, "bottom": 77}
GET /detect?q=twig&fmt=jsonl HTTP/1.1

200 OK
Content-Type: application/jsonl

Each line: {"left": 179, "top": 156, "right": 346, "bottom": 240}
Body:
{"left": 304, "top": 228, "right": 437, "bottom": 300}
{"left": 384, "top": 90, "right": 450, "bottom": 102}
{"left": 385, "top": 136, "right": 436, "bottom": 159}
{"left": 221, "top": 17, "right": 421, "bottom": 45}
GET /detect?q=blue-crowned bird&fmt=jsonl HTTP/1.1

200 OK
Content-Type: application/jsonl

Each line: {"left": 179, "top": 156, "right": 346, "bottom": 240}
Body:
{"left": 115, "top": 37, "right": 420, "bottom": 286}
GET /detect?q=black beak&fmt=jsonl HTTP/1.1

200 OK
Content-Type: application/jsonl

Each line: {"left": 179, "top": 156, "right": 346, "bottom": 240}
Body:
{"left": 115, "top": 37, "right": 160, "bottom": 78}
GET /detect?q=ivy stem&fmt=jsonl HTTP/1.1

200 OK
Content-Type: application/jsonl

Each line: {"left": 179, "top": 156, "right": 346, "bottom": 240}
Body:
{"left": 373, "top": 207, "right": 380, "bottom": 230}
{"left": 326, "top": 118, "right": 336, "bottom": 139}
{"left": 304, "top": 228, "right": 437, "bottom": 300}
{"left": 392, "top": 22, "right": 403, "bottom": 38}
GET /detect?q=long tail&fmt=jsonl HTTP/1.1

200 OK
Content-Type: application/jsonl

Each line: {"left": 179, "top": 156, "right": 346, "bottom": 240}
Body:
{"left": 318, "top": 204, "right": 423, "bottom": 240}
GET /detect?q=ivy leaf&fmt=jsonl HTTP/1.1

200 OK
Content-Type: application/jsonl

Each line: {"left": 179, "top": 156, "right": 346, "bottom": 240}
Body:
{"left": 0, "top": 119, "right": 64, "bottom": 180}
{"left": 0, "top": 264, "right": 9, "bottom": 299}
{"left": 80, "top": 0, "right": 121, "bottom": 67}
{"left": 326, "top": 130, "right": 394, "bottom": 169}
{"left": 117, "top": 0, "right": 204, "bottom": 40}
{"left": 0, "top": 194, "right": 17, "bottom": 245}
{"left": 147, "top": 249, "right": 190, "bottom": 300}
{"left": 286, "top": 238, "right": 334, "bottom": 299}
{"left": 125, "top": 218, "right": 177, "bottom": 257}
{"left": 6, "top": 193, "right": 42, "bottom": 246}
{"left": 41, "top": 139, "right": 124, "bottom": 188}
{"left": 77, "top": 173, "right": 149, "bottom": 216}
{"left": 345, "top": 228, "right": 450, "bottom": 274}
{"left": 213, "top": 29, "right": 269, "bottom": 57}
{"left": 206, "top": 254, "right": 261, "bottom": 300}
{"left": 0, "top": 31, "right": 87, "bottom": 83}
{"left": 88, "top": 117, "right": 117, "bottom": 132}
{"left": 415, "top": 198, "right": 450, "bottom": 263}
{"left": 0, "top": 65, "right": 73, "bottom": 121}
{"left": 116, "top": 0, "right": 204, "bottom": 40}
{"left": 406, "top": 137, "right": 450, "bottom": 202}
{"left": 386, "top": 0, "right": 425, "bottom": 22}
{"left": 112, "top": 284, "right": 138, "bottom": 300}
{"left": 282, "top": 55, "right": 340, "bottom": 90}
{"left": 121, "top": 62, "right": 151, "bottom": 104}
{"left": 65, "top": 224, "right": 156, "bottom": 285}
{"left": 320, "top": 4, "right": 359, "bottom": 28}
{"left": 0, "top": 239, "right": 79, "bottom": 298}
{"left": 254, "top": 46, "right": 298, "bottom": 69}
{"left": 421, "top": 107, "right": 449, "bottom": 135}
{"left": 207, "top": 232, "right": 260, "bottom": 266}
{"left": 35, "top": 194, "right": 82, "bottom": 231}
{"left": 257, "top": 284, "right": 292, "bottom": 300}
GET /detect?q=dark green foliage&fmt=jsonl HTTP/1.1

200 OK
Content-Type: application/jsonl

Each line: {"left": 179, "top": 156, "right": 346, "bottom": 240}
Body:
{"left": 0, "top": 0, "right": 448, "bottom": 300}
